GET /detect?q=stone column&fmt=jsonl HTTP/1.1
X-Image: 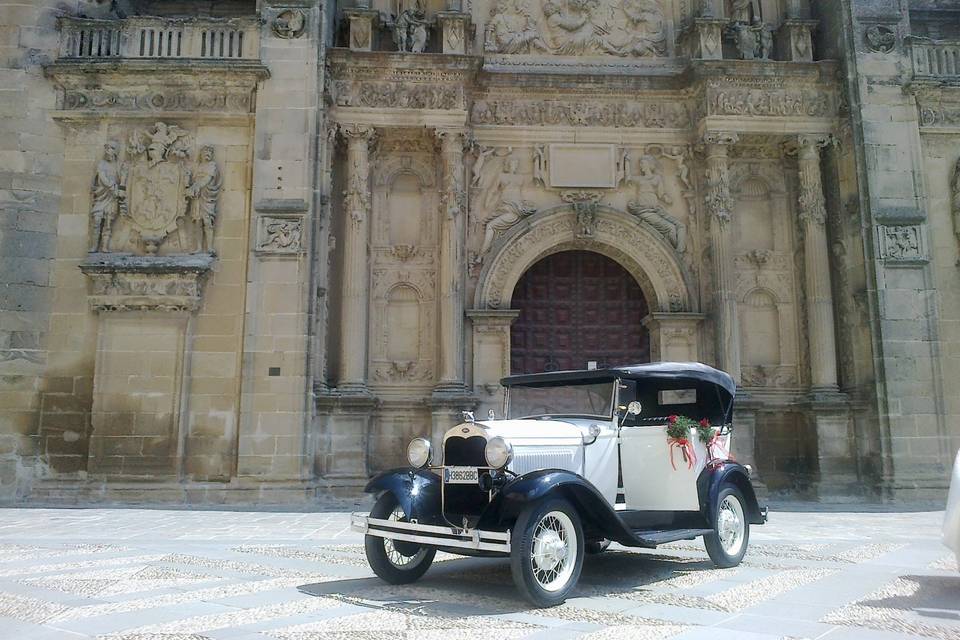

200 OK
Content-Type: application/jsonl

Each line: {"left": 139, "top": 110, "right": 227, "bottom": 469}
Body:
{"left": 338, "top": 123, "right": 376, "bottom": 395}
{"left": 703, "top": 132, "right": 741, "bottom": 383}
{"left": 796, "top": 134, "right": 839, "bottom": 393}
{"left": 434, "top": 128, "right": 468, "bottom": 394}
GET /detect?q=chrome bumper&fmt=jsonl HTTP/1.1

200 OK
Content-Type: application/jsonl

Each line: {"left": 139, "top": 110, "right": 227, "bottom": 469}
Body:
{"left": 351, "top": 512, "right": 511, "bottom": 553}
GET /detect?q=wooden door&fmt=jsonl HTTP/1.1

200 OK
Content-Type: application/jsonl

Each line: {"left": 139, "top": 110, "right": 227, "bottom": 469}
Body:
{"left": 510, "top": 250, "right": 650, "bottom": 374}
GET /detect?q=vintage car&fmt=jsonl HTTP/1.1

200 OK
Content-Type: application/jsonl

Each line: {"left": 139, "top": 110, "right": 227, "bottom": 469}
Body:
{"left": 351, "top": 362, "right": 767, "bottom": 606}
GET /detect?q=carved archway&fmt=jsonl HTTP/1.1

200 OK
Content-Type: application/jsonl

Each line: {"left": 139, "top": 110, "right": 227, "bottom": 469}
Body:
{"left": 475, "top": 205, "right": 694, "bottom": 313}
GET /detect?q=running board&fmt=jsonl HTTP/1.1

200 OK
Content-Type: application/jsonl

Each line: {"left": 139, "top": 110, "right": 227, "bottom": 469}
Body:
{"left": 630, "top": 528, "right": 714, "bottom": 547}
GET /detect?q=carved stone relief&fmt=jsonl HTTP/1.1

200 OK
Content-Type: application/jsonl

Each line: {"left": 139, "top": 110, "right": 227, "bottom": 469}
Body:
{"left": 471, "top": 97, "right": 690, "bottom": 128}
{"left": 706, "top": 79, "right": 837, "bottom": 119}
{"left": 484, "top": 0, "right": 668, "bottom": 57}
{"left": 864, "top": 25, "right": 896, "bottom": 53}
{"left": 333, "top": 79, "right": 464, "bottom": 110}
{"left": 272, "top": 9, "right": 307, "bottom": 39}
{"left": 256, "top": 216, "right": 304, "bottom": 255}
{"left": 90, "top": 123, "right": 222, "bottom": 256}
{"left": 626, "top": 153, "right": 686, "bottom": 254}
{"left": 876, "top": 225, "right": 927, "bottom": 263}
{"left": 478, "top": 150, "right": 537, "bottom": 257}
{"left": 391, "top": 5, "right": 430, "bottom": 53}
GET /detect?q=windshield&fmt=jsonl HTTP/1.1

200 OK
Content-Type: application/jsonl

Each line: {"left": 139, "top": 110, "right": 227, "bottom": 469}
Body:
{"left": 507, "top": 381, "right": 616, "bottom": 419}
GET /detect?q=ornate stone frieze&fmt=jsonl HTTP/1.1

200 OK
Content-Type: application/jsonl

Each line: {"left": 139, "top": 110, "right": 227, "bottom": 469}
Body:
{"left": 332, "top": 79, "right": 464, "bottom": 110}
{"left": 484, "top": 0, "right": 667, "bottom": 57}
{"left": 740, "top": 365, "right": 798, "bottom": 388}
{"left": 61, "top": 88, "right": 255, "bottom": 113}
{"left": 90, "top": 123, "right": 222, "bottom": 256}
{"left": 917, "top": 93, "right": 960, "bottom": 130}
{"left": 471, "top": 97, "right": 690, "bottom": 128}
{"left": 256, "top": 216, "right": 304, "bottom": 255}
{"left": 706, "top": 80, "right": 836, "bottom": 118}
{"left": 79, "top": 253, "right": 214, "bottom": 313}
{"left": 876, "top": 225, "right": 928, "bottom": 263}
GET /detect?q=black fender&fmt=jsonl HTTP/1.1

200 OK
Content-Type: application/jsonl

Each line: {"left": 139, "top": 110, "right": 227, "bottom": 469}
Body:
{"left": 697, "top": 461, "right": 766, "bottom": 526}
{"left": 364, "top": 467, "right": 442, "bottom": 524}
{"left": 486, "top": 469, "right": 641, "bottom": 546}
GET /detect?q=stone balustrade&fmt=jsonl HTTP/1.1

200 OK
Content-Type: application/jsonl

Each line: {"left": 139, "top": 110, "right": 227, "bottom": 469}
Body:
{"left": 57, "top": 15, "right": 261, "bottom": 61}
{"left": 911, "top": 40, "right": 960, "bottom": 80}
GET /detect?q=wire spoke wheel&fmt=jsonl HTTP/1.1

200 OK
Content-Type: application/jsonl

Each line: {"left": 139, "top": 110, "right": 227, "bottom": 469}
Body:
{"left": 383, "top": 506, "right": 429, "bottom": 569}
{"left": 529, "top": 510, "right": 577, "bottom": 592}
{"left": 704, "top": 484, "right": 750, "bottom": 569}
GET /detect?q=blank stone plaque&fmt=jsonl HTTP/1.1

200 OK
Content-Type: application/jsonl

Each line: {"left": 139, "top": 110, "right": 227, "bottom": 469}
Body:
{"left": 548, "top": 144, "right": 616, "bottom": 189}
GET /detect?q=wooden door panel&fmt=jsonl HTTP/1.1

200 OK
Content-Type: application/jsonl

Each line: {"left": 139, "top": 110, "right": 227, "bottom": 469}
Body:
{"left": 510, "top": 251, "right": 650, "bottom": 375}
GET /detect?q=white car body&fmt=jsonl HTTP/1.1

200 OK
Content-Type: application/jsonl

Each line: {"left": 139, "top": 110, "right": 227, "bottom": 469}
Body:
{"left": 945, "top": 449, "right": 960, "bottom": 570}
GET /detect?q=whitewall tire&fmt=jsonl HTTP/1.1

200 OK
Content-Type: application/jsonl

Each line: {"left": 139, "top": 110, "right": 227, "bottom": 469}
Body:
{"left": 510, "top": 498, "right": 584, "bottom": 607}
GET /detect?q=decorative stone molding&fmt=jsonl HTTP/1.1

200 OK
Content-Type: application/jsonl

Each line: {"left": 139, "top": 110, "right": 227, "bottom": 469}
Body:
{"left": 689, "top": 17, "right": 726, "bottom": 60}
{"left": 876, "top": 225, "right": 928, "bottom": 264}
{"left": 781, "top": 19, "right": 817, "bottom": 63}
{"left": 344, "top": 8, "right": 379, "bottom": 52}
{"left": 476, "top": 206, "right": 690, "bottom": 313}
{"left": 642, "top": 313, "right": 705, "bottom": 362}
{"left": 471, "top": 97, "right": 691, "bottom": 128}
{"left": 59, "top": 87, "right": 257, "bottom": 113}
{"left": 80, "top": 253, "right": 214, "bottom": 313}
{"left": 437, "top": 11, "right": 471, "bottom": 55}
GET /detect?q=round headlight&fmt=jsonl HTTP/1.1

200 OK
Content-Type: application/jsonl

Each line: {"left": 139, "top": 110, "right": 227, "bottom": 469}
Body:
{"left": 406, "top": 438, "right": 432, "bottom": 468}
{"left": 484, "top": 436, "right": 513, "bottom": 469}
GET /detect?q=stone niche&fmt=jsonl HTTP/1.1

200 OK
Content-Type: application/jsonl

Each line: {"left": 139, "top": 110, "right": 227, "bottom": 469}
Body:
{"left": 81, "top": 254, "right": 214, "bottom": 478}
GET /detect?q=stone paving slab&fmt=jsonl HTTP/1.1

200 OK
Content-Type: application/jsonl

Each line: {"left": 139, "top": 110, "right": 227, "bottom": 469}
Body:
{"left": 0, "top": 506, "right": 954, "bottom": 640}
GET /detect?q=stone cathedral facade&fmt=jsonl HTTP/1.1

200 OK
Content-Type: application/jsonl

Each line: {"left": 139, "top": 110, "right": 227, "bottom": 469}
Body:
{"left": 1, "top": 0, "right": 959, "bottom": 503}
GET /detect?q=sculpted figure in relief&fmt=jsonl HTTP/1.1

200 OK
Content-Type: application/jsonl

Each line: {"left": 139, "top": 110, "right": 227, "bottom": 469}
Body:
{"left": 731, "top": 0, "right": 759, "bottom": 24}
{"left": 543, "top": 0, "right": 596, "bottom": 55}
{"left": 485, "top": 0, "right": 548, "bottom": 54}
{"left": 187, "top": 145, "right": 222, "bottom": 253}
{"left": 627, "top": 154, "right": 686, "bottom": 253}
{"left": 90, "top": 141, "right": 127, "bottom": 253}
{"left": 601, "top": 0, "right": 667, "bottom": 57}
{"left": 480, "top": 155, "right": 537, "bottom": 256}
{"left": 393, "top": 2, "right": 429, "bottom": 53}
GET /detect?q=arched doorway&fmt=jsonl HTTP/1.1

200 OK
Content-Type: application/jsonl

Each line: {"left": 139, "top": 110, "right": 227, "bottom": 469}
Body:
{"left": 510, "top": 250, "right": 650, "bottom": 374}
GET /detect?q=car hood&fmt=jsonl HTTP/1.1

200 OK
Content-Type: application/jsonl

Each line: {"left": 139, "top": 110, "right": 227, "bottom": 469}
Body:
{"left": 470, "top": 419, "right": 586, "bottom": 446}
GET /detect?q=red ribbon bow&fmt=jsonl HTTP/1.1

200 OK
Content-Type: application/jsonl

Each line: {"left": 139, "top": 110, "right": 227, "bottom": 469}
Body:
{"left": 668, "top": 436, "right": 697, "bottom": 471}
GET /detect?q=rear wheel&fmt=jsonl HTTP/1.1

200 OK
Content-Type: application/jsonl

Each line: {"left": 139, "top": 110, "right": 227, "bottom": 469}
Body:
{"left": 704, "top": 484, "right": 749, "bottom": 568}
{"left": 364, "top": 492, "right": 436, "bottom": 584}
{"left": 510, "top": 498, "right": 584, "bottom": 607}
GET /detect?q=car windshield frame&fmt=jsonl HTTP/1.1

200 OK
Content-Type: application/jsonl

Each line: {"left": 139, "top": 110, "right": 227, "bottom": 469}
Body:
{"left": 504, "top": 378, "right": 618, "bottom": 420}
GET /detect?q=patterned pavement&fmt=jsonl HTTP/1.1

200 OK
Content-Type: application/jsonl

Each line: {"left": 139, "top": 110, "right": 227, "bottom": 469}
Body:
{"left": 0, "top": 505, "right": 955, "bottom": 640}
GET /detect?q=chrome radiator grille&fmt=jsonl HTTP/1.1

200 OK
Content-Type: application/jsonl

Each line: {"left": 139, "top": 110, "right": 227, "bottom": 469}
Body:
{"left": 509, "top": 446, "right": 582, "bottom": 476}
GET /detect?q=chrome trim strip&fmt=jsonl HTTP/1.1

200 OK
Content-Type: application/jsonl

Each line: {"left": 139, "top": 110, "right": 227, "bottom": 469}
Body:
{"left": 350, "top": 513, "right": 511, "bottom": 553}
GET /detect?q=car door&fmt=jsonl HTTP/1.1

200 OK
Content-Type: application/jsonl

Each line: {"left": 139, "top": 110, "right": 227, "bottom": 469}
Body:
{"left": 618, "top": 386, "right": 707, "bottom": 513}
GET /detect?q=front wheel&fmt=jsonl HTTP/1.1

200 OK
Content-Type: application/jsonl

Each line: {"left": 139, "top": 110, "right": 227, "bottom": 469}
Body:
{"left": 510, "top": 498, "right": 584, "bottom": 607}
{"left": 364, "top": 492, "right": 436, "bottom": 584}
{"left": 704, "top": 484, "right": 750, "bottom": 568}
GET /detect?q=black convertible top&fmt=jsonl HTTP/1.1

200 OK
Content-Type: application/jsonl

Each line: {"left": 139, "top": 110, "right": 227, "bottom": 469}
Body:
{"left": 502, "top": 362, "right": 736, "bottom": 423}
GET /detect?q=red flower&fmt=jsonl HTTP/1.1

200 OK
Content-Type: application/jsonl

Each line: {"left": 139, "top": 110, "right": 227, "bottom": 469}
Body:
{"left": 667, "top": 415, "right": 678, "bottom": 424}
{"left": 699, "top": 419, "right": 711, "bottom": 428}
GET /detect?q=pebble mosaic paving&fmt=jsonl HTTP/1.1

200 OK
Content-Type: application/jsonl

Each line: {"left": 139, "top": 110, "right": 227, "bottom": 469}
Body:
{"left": 0, "top": 505, "right": 953, "bottom": 640}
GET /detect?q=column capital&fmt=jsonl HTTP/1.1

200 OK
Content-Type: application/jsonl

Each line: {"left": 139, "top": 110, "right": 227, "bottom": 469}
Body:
{"left": 338, "top": 123, "right": 377, "bottom": 145}
{"left": 785, "top": 133, "right": 833, "bottom": 158}
{"left": 434, "top": 127, "right": 469, "bottom": 149}
{"left": 701, "top": 131, "right": 740, "bottom": 148}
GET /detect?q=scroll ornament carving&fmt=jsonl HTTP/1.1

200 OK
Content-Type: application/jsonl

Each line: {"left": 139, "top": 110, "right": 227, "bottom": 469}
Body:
{"left": 472, "top": 98, "right": 690, "bottom": 128}
{"left": 90, "top": 123, "right": 222, "bottom": 255}
{"left": 484, "top": 0, "right": 667, "bottom": 57}
{"left": 626, "top": 154, "right": 686, "bottom": 253}
{"left": 63, "top": 88, "right": 254, "bottom": 113}
{"left": 333, "top": 80, "right": 463, "bottom": 110}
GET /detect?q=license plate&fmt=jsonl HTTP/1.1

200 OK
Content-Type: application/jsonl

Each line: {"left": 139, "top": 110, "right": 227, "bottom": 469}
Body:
{"left": 444, "top": 466, "right": 479, "bottom": 485}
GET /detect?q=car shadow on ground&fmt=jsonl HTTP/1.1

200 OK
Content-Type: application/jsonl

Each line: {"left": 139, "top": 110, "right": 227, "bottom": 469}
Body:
{"left": 297, "top": 548, "right": 717, "bottom": 615}
{"left": 856, "top": 574, "right": 960, "bottom": 623}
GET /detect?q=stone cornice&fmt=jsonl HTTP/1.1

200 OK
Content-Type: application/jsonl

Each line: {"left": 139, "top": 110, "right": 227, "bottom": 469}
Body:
{"left": 44, "top": 59, "right": 270, "bottom": 82}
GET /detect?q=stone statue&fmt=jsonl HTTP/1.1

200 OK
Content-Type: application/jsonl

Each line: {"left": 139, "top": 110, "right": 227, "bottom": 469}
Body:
{"left": 662, "top": 146, "right": 692, "bottom": 190}
{"left": 533, "top": 145, "right": 547, "bottom": 186}
{"left": 755, "top": 17, "right": 774, "bottom": 60}
{"left": 627, "top": 154, "right": 686, "bottom": 253}
{"left": 480, "top": 155, "right": 536, "bottom": 255}
{"left": 187, "top": 145, "right": 222, "bottom": 254}
{"left": 471, "top": 145, "right": 496, "bottom": 188}
{"left": 731, "top": 0, "right": 759, "bottom": 24}
{"left": 90, "top": 140, "right": 126, "bottom": 253}
{"left": 393, "top": 4, "right": 429, "bottom": 53}
{"left": 730, "top": 21, "right": 757, "bottom": 60}
{"left": 485, "top": 0, "right": 548, "bottom": 53}
{"left": 543, "top": 0, "right": 595, "bottom": 55}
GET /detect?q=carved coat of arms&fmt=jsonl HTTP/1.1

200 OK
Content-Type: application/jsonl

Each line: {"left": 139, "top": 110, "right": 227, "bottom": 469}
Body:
{"left": 125, "top": 123, "right": 192, "bottom": 254}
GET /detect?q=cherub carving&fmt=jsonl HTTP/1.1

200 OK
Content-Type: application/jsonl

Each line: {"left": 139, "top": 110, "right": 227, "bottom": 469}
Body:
{"left": 485, "top": 0, "right": 548, "bottom": 54}
{"left": 480, "top": 155, "right": 537, "bottom": 255}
